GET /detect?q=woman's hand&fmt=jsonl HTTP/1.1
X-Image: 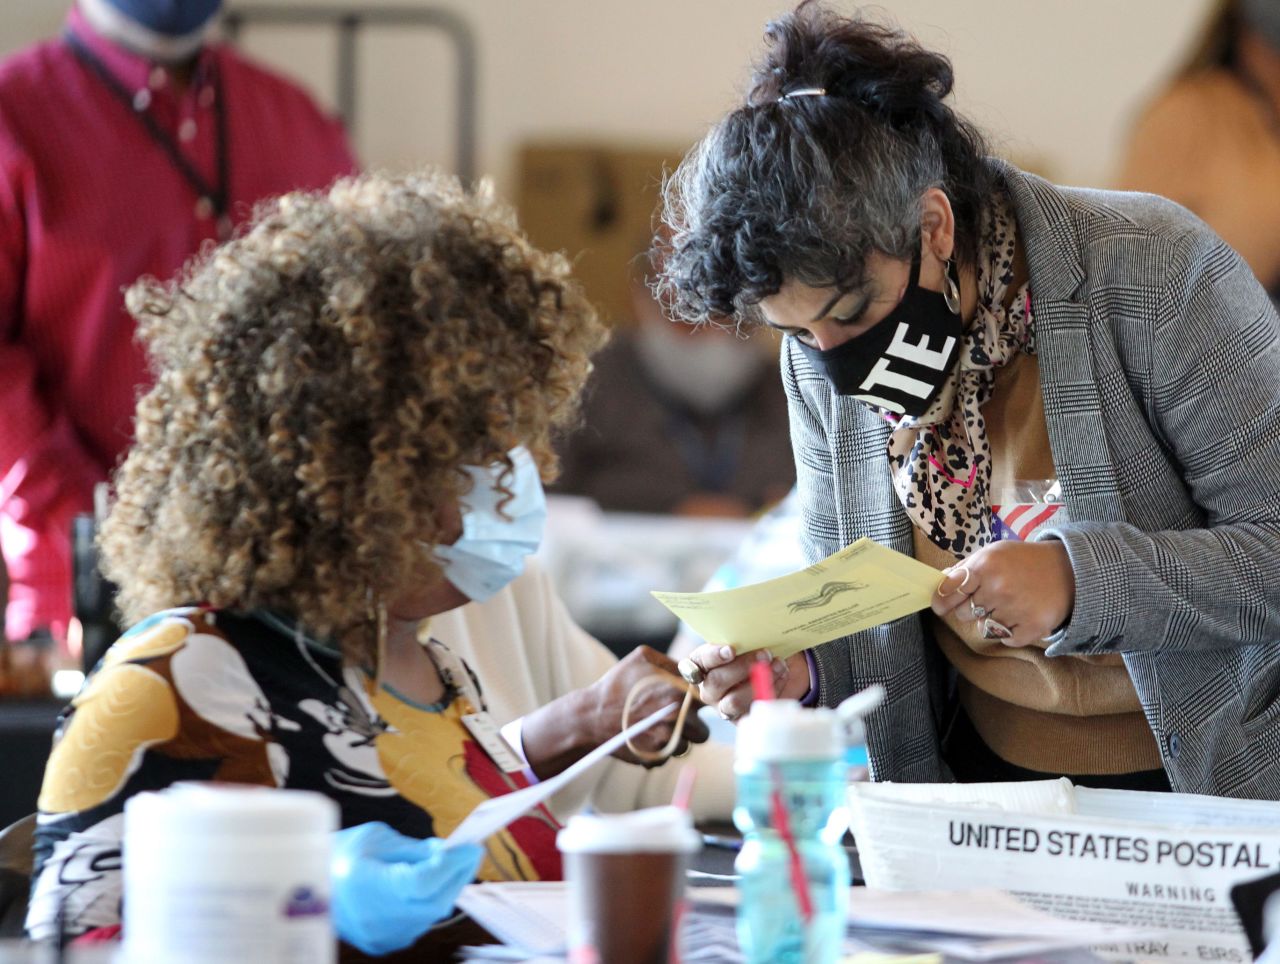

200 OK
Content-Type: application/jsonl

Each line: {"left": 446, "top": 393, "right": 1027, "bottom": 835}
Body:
{"left": 330, "top": 822, "right": 483, "bottom": 955}
{"left": 519, "top": 646, "right": 709, "bottom": 777}
{"left": 678, "top": 646, "right": 811, "bottom": 721}
{"left": 932, "top": 540, "right": 1075, "bottom": 647}
{"left": 584, "top": 646, "right": 710, "bottom": 766}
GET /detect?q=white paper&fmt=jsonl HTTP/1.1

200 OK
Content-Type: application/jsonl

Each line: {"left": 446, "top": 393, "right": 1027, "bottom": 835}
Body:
{"left": 690, "top": 885, "right": 1146, "bottom": 961}
{"left": 461, "top": 880, "right": 1133, "bottom": 963}
{"left": 457, "top": 882, "right": 569, "bottom": 955}
{"left": 691, "top": 885, "right": 1142, "bottom": 940}
{"left": 849, "top": 887, "right": 1145, "bottom": 940}
{"left": 855, "top": 777, "right": 1077, "bottom": 814}
{"left": 445, "top": 702, "right": 677, "bottom": 847}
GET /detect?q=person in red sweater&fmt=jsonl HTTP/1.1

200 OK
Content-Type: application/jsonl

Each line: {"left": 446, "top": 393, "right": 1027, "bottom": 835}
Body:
{"left": 0, "top": 0, "right": 357, "bottom": 645}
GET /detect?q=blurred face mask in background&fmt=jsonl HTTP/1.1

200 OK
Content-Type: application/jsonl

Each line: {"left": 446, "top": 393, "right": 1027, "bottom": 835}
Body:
{"left": 81, "top": 0, "right": 224, "bottom": 62}
{"left": 429, "top": 446, "right": 547, "bottom": 603}
{"left": 635, "top": 321, "right": 765, "bottom": 415}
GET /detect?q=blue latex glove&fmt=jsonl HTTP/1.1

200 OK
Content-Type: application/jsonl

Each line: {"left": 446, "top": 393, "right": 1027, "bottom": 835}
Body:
{"left": 330, "top": 822, "right": 484, "bottom": 956}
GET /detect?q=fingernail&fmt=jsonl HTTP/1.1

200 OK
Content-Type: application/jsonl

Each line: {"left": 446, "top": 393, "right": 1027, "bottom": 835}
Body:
{"left": 718, "top": 646, "right": 734, "bottom": 661}
{"left": 772, "top": 658, "right": 787, "bottom": 677}
{"left": 760, "top": 649, "right": 773, "bottom": 662}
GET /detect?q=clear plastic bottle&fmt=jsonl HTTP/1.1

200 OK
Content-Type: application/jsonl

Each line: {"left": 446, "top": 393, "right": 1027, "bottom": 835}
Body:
{"left": 1259, "top": 891, "right": 1280, "bottom": 964}
{"left": 733, "top": 699, "right": 850, "bottom": 964}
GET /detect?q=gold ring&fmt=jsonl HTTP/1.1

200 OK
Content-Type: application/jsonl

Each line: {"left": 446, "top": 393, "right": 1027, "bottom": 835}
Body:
{"left": 678, "top": 658, "right": 706, "bottom": 686}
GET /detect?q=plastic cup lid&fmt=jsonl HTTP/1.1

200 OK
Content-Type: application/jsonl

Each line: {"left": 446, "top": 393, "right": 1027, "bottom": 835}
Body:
{"left": 125, "top": 782, "right": 339, "bottom": 838}
{"left": 736, "top": 699, "right": 843, "bottom": 762}
{"left": 556, "top": 805, "right": 702, "bottom": 855}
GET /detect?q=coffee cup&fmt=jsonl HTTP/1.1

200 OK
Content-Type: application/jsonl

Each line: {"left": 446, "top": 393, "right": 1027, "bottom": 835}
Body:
{"left": 556, "top": 806, "right": 702, "bottom": 964}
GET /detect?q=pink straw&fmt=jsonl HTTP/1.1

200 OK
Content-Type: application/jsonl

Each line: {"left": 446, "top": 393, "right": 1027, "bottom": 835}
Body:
{"left": 672, "top": 764, "right": 697, "bottom": 811}
{"left": 750, "top": 656, "right": 814, "bottom": 923}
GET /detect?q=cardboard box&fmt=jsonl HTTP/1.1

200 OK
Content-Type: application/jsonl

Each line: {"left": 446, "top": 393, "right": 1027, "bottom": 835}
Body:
{"left": 516, "top": 142, "right": 687, "bottom": 327}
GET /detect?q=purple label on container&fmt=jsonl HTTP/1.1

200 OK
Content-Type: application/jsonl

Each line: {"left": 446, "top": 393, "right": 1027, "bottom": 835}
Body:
{"left": 283, "top": 885, "right": 328, "bottom": 919}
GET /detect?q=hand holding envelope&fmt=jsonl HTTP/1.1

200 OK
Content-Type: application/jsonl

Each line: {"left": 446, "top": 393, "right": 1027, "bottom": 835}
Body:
{"left": 651, "top": 537, "right": 944, "bottom": 660}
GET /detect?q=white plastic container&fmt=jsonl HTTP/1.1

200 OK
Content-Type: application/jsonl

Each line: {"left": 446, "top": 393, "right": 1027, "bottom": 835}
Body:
{"left": 122, "top": 783, "right": 338, "bottom": 964}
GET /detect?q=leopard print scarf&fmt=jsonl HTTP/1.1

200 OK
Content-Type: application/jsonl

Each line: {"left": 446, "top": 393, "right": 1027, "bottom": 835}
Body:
{"left": 883, "top": 191, "right": 1033, "bottom": 559}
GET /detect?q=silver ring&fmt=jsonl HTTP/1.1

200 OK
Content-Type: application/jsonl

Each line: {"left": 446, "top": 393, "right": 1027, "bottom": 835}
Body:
{"left": 969, "top": 600, "right": 988, "bottom": 619}
{"left": 982, "top": 617, "right": 1013, "bottom": 640}
{"left": 678, "top": 658, "right": 705, "bottom": 686}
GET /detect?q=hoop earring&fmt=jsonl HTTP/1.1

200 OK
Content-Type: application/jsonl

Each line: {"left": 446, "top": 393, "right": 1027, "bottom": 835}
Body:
{"left": 943, "top": 258, "right": 962, "bottom": 315}
{"left": 366, "top": 587, "right": 388, "bottom": 688}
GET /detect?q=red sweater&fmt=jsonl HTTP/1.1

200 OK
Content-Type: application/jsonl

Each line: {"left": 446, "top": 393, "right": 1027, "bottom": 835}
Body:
{"left": 0, "top": 8, "right": 357, "bottom": 639}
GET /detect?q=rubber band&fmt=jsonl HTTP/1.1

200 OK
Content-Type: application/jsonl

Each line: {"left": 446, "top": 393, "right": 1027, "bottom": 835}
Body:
{"left": 620, "top": 674, "right": 697, "bottom": 763}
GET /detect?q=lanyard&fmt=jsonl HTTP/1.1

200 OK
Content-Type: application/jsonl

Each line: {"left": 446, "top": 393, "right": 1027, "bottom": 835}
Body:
{"left": 64, "top": 29, "right": 231, "bottom": 238}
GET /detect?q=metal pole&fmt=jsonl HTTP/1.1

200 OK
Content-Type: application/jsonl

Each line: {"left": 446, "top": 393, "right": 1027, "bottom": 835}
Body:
{"left": 336, "top": 14, "right": 358, "bottom": 133}
{"left": 221, "top": 6, "right": 479, "bottom": 182}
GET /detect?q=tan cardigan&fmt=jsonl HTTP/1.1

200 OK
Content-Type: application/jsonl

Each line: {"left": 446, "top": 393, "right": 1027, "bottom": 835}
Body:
{"left": 1118, "top": 69, "right": 1280, "bottom": 293}
{"left": 915, "top": 352, "right": 1161, "bottom": 774}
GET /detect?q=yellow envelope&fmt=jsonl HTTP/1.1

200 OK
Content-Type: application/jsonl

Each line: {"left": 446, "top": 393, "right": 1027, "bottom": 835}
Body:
{"left": 651, "top": 538, "right": 945, "bottom": 659}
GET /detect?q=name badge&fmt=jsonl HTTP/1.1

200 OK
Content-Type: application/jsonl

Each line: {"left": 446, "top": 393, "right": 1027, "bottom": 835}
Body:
{"left": 461, "top": 712, "right": 525, "bottom": 773}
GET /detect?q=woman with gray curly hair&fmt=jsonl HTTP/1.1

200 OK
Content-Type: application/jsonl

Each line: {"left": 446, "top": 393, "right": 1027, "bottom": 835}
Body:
{"left": 26, "top": 171, "right": 716, "bottom": 954}
{"left": 666, "top": 2, "right": 1280, "bottom": 800}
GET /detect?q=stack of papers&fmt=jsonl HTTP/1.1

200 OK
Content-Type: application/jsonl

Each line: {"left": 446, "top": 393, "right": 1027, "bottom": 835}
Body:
{"left": 849, "top": 780, "right": 1280, "bottom": 961}
{"left": 456, "top": 880, "right": 1143, "bottom": 963}
{"left": 694, "top": 886, "right": 1145, "bottom": 961}
{"left": 457, "top": 882, "right": 567, "bottom": 959}
{"left": 456, "top": 882, "right": 741, "bottom": 963}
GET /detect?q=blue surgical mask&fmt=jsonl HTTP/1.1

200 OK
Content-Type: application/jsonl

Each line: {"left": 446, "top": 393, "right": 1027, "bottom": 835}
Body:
{"left": 102, "top": 0, "right": 222, "bottom": 35}
{"left": 82, "top": 0, "right": 222, "bottom": 62}
{"left": 429, "top": 446, "right": 546, "bottom": 602}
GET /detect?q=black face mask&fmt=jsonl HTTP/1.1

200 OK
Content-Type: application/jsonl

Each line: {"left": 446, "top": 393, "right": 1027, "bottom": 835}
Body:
{"left": 795, "top": 252, "right": 963, "bottom": 417}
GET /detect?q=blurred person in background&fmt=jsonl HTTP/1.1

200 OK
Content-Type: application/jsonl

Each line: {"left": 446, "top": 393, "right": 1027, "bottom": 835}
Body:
{"left": 1119, "top": 0, "right": 1280, "bottom": 301}
{"left": 0, "top": 0, "right": 356, "bottom": 650}
{"left": 660, "top": 2, "right": 1280, "bottom": 800}
{"left": 554, "top": 258, "right": 794, "bottom": 518}
{"left": 26, "top": 172, "right": 726, "bottom": 954}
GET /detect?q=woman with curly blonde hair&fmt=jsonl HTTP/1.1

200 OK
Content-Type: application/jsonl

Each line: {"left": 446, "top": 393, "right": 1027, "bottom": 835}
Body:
{"left": 26, "top": 171, "right": 714, "bottom": 955}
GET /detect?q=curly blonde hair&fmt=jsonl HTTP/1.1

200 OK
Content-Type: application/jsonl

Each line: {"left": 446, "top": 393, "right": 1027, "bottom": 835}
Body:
{"left": 101, "top": 170, "right": 607, "bottom": 663}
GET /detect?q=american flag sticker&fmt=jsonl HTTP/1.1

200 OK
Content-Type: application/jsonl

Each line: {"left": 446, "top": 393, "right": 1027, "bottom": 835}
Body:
{"left": 991, "top": 503, "right": 1064, "bottom": 542}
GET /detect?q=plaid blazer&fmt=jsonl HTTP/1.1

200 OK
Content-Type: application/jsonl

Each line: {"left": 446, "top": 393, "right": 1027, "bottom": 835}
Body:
{"left": 786, "top": 161, "right": 1280, "bottom": 799}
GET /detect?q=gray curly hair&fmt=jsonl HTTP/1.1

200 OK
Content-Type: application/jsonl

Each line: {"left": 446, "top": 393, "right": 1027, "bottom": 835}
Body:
{"left": 656, "top": 2, "right": 997, "bottom": 325}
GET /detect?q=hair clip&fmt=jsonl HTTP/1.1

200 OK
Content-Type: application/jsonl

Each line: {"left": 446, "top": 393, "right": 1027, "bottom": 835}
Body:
{"left": 778, "top": 86, "right": 827, "bottom": 101}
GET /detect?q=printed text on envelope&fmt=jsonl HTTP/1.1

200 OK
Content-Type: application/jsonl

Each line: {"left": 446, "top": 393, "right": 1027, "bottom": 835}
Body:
{"left": 651, "top": 538, "right": 945, "bottom": 659}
